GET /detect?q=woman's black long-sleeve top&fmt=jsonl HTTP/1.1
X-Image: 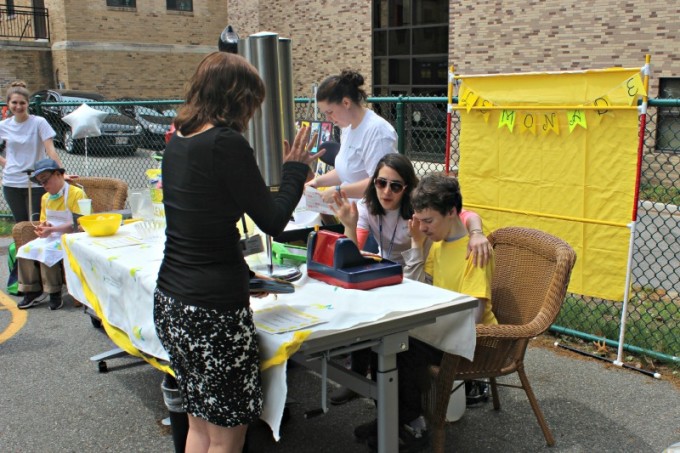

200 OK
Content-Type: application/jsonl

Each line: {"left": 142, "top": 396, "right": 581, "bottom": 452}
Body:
{"left": 157, "top": 126, "right": 309, "bottom": 311}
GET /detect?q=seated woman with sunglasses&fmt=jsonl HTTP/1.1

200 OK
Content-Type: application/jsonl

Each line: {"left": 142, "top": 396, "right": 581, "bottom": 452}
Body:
{"left": 331, "top": 153, "right": 491, "bottom": 266}
{"left": 328, "top": 153, "right": 492, "bottom": 406}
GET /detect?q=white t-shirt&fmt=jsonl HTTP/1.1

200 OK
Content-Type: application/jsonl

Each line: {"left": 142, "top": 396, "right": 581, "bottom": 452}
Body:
{"left": 334, "top": 109, "right": 397, "bottom": 187}
{"left": 0, "top": 115, "right": 56, "bottom": 188}
{"left": 357, "top": 199, "right": 411, "bottom": 264}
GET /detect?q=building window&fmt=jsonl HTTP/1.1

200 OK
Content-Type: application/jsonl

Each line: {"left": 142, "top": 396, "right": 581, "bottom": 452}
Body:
{"left": 167, "top": 0, "right": 193, "bottom": 12}
{"left": 107, "top": 0, "right": 136, "bottom": 7}
{"left": 656, "top": 78, "right": 680, "bottom": 152}
{"left": 372, "top": 0, "right": 449, "bottom": 96}
{"left": 6, "top": 0, "right": 16, "bottom": 16}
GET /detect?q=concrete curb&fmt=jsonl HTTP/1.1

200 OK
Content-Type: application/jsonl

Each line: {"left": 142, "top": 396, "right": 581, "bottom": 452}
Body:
{"left": 640, "top": 199, "right": 680, "bottom": 216}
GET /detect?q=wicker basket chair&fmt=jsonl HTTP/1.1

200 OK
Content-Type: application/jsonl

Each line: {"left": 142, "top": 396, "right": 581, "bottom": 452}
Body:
{"left": 423, "top": 227, "right": 577, "bottom": 452}
{"left": 12, "top": 176, "right": 129, "bottom": 249}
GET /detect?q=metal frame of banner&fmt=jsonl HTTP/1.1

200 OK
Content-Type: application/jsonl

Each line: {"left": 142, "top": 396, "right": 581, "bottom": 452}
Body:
{"left": 615, "top": 54, "right": 652, "bottom": 369}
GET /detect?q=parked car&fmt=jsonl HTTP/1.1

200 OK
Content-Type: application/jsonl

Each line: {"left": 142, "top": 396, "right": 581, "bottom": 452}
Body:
{"left": 165, "top": 122, "right": 176, "bottom": 145}
{"left": 30, "top": 90, "right": 142, "bottom": 155}
{"left": 116, "top": 99, "right": 176, "bottom": 151}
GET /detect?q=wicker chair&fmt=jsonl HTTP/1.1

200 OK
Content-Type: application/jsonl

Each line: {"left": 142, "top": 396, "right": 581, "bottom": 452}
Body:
{"left": 12, "top": 176, "right": 129, "bottom": 249}
{"left": 423, "top": 227, "right": 577, "bottom": 452}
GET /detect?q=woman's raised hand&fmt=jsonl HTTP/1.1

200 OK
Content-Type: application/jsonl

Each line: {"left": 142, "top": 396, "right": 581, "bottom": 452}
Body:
{"left": 330, "top": 190, "right": 358, "bottom": 230}
{"left": 283, "top": 125, "right": 324, "bottom": 166}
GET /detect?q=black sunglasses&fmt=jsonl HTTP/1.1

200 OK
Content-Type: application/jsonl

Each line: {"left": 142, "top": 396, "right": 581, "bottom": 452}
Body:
{"left": 374, "top": 177, "right": 406, "bottom": 194}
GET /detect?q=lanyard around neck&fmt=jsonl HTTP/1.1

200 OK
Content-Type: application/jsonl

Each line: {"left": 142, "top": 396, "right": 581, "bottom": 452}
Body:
{"left": 378, "top": 214, "right": 399, "bottom": 259}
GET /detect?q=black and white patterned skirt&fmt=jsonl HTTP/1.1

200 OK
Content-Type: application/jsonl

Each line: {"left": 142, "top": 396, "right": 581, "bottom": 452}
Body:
{"left": 153, "top": 287, "right": 263, "bottom": 427}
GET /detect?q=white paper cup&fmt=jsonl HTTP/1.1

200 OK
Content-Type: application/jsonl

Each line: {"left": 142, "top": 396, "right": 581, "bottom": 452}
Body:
{"left": 77, "top": 198, "right": 92, "bottom": 215}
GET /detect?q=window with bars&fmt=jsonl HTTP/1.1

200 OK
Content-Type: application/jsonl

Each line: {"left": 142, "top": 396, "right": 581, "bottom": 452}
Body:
{"left": 107, "top": 0, "right": 136, "bottom": 7}
{"left": 372, "top": 0, "right": 449, "bottom": 97}
{"left": 167, "top": 0, "right": 193, "bottom": 12}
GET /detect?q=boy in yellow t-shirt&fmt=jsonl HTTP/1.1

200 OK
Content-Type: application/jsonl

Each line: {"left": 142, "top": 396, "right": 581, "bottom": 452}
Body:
{"left": 16, "top": 158, "right": 84, "bottom": 311}
{"left": 369, "top": 174, "right": 496, "bottom": 450}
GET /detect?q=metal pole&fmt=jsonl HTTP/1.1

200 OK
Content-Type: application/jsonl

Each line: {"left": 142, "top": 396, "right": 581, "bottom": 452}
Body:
{"left": 278, "top": 37, "right": 295, "bottom": 147}
{"left": 396, "top": 96, "right": 404, "bottom": 155}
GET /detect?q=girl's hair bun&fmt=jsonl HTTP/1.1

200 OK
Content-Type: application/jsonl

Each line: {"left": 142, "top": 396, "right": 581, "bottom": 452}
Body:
{"left": 339, "top": 70, "right": 364, "bottom": 88}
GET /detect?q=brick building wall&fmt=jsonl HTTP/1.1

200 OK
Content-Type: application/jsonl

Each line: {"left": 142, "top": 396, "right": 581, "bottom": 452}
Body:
{"left": 0, "top": 41, "right": 53, "bottom": 94}
{"left": 42, "top": 0, "right": 229, "bottom": 98}
{"left": 228, "top": 0, "right": 373, "bottom": 97}
{"left": 2, "top": 1, "right": 679, "bottom": 100}
{"left": 449, "top": 0, "right": 680, "bottom": 96}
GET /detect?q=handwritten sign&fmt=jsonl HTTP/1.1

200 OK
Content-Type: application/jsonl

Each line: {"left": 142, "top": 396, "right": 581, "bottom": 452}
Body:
{"left": 304, "top": 186, "right": 335, "bottom": 215}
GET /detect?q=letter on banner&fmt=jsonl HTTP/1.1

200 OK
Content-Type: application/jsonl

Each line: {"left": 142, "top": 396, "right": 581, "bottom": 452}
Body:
{"left": 459, "top": 86, "right": 479, "bottom": 113}
{"left": 542, "top": 112, "right": 560, "bottom": 135}
{"left": 520, "top": 112, "right": 537, "bottom": 135}
{"left": 478, "top": 99, "right": 493, "bottom": 123}
{"left": 462, "top": 88, "right": 479, "bottom": 113}
{"left": 593, "top": 96, "right": 612, "bottom": 125}
{"left": 624, "top": 73, "right": 646, "bottom": 106}
{"left": 498, "top": 110, "right": 516, "bottom": 132}
{"left": 567, "top": 109, "right": 587, "bottom": 133}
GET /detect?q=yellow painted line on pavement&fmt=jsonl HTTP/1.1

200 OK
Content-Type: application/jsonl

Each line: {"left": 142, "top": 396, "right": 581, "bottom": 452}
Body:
{"left": 0, "top": 291, "right": 26, "bottom": 344}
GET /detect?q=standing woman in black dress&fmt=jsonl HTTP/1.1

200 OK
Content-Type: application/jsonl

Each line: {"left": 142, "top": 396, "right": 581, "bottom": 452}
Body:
{"left": 154, "top": 52, "right": 320, "bottom": 452}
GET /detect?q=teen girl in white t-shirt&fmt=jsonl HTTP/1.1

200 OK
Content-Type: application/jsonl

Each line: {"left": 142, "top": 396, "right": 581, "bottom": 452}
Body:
{"left": 307, "top": 70, "right": 397, "bottom": 204}
{"left": 0, "top": 81, "right": 64, "bottom": 222}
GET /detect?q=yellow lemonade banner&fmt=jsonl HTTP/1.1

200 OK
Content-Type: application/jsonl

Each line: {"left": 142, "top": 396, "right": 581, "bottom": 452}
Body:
{"left": 458, "top": 68, "right": 643, "bottom": 301}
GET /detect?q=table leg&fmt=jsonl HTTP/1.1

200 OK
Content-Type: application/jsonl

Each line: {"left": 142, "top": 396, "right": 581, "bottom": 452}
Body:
{"left": 373, "top": 331, "right": 409, "bottom": 453}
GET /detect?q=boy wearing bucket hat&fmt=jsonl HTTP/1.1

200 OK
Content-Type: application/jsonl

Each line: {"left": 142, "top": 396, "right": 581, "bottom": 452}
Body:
{"left": 16, "top": 158, "right": 85, "bottom": 310}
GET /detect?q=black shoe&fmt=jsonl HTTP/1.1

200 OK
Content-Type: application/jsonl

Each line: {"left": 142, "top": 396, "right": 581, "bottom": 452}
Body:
{"left": 465, "top": 380, "right": 490, "bottom": 406}
{"left": 49, "top": 292, "right": 63, "bottom": 311}
{"left": 367, "top": 423, "right": 429, "bottom": 452}
{"left": 330, "top": 386, "right": 359, "bottom": 405}
{"left": 353, "top": 418, "right": 377, "bottom": 441}
{"left": 18, "top": 291, "right": 45, "bottom": 309}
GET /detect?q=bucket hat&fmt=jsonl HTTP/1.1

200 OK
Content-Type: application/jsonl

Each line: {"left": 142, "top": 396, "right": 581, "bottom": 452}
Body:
{"left": 30, "top": 158, "right": 65, "bottom": 183}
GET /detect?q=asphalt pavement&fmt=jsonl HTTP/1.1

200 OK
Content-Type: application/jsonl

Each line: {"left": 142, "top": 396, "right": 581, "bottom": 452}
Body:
{"left": 0, "top": 235, "right": 678, "bottom": 453}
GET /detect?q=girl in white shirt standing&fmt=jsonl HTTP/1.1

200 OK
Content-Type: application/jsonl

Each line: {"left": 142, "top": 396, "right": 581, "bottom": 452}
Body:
{"left": 0, "top": 81, "right": 64, "bottom": 222}
{"left": 308, "top": 70, "right": 397, "bottom": 204}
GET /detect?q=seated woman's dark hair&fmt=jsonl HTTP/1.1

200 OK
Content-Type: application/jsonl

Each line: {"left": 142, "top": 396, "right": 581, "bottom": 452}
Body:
{"left": 364, "top": 153, "right": 419, "bottom": 219}
{"left": 175, "top": 52, "right": 265, "bottom": 135}
{"left": 316, "top": 69, "right": 367, "bottom": 105}
{"left": 411, "top": 173, "right": 463, "bottom": 216}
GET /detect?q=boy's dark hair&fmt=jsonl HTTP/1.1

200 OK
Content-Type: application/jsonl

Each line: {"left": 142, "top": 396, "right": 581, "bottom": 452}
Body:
{"left": 411, "top": 173, "right": 463, "bottom": 216}
{"left": 316, "top": 69, "right": 367, "bottom": 105}
{"left": 364, "top": 153, "right": 418, "bottom": 219}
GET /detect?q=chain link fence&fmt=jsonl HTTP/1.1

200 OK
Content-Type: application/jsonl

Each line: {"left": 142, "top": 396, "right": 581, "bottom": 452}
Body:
{"left": 2, "top": 96, "right": 678, "bottom": 365}
{"left": 1, "top": 98, "right": 183, "bottom": 197}
{"left": 551, "top": 100, "right": 679, "bottom": 364}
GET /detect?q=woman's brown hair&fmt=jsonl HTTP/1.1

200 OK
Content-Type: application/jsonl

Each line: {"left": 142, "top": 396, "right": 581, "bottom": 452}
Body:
{"left": 6, "top": 80, "right": 29, "bottom": 103}
{"left": 174, "top": 52, "right": 265, "bottom": 135}
{"left": 316, "top": 69, "right": 367, "bottom": 106}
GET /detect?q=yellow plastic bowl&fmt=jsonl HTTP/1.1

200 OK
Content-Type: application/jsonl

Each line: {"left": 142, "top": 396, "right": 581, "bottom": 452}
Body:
{"left": 78, "top": 213, "right": 123, "bottom": 237}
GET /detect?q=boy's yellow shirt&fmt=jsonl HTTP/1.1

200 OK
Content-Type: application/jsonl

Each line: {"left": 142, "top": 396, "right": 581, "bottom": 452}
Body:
{"left": 39, "top": 184, "right": 86, "bottom": 222}
{"left": 425, "top": 236, "right": 497, "bottom": 325}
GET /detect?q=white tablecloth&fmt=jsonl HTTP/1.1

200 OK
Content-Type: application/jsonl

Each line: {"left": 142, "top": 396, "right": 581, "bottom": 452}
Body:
{"left": 62, "top": 225, "right": 476, "bottom": 439}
